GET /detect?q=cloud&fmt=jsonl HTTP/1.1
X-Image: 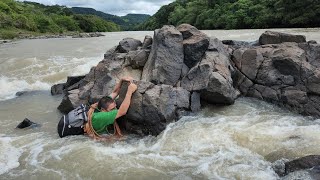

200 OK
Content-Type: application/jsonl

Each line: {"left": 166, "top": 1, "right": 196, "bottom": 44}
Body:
{"left": 20, "top": 0, "right": 174, "bottom": 16}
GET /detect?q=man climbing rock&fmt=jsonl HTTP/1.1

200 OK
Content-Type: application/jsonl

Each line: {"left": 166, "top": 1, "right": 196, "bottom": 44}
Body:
{"left": 85, "top": 77, "right": 137, "bottom": 140}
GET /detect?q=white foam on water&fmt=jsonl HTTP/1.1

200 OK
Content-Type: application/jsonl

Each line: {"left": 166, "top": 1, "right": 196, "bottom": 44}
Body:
{"left": 0, "top": 136, "right": 22, "bottom": 175}
{"left": 0, "top": 55, "right": 101, "bottom": 101}
{"left": 0, "top": 76, "right": 51, "bottom": 101}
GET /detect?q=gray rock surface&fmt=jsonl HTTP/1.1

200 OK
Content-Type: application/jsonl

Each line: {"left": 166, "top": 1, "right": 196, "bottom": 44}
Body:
{"left": 141, "top": 35, "right": 153, "bottom": 49}
{"left": 177, "top": 24, "right": 210, "bottom": 68}
{"left": 142, "top": 25, "right": 184, "bottom": 86}
{"left": 259, "top": 31, "right": 306, "bottom": 45}
{"left": 232, "top": 41, "right": 320, "bottom": 117}
{"left": 117, "top": 38, "right": 142, "bottom": 53}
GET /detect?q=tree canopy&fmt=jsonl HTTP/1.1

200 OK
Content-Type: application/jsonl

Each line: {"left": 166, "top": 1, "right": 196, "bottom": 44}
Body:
{"left": 137, "top": 0, "right": 320, "bottom": 30}
{"left": 0, "top": 0, "right": 120, "bottom": 38}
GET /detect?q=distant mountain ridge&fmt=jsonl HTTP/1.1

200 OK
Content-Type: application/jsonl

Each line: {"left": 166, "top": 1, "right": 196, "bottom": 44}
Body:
{"left": 71, "top": 7, "right": 150, "bottom": 30}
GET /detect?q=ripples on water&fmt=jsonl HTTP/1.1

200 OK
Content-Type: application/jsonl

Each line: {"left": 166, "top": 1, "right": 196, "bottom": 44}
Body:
{"left": 1, "top": 97, "right": 320, "bottom": 179}
{"left": 1, "top": 29, "right": 320, "bottom": 179}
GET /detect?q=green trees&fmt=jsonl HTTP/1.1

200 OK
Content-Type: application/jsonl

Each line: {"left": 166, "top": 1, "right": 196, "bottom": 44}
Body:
{"left": 138, "top": 0, "right": 320, "bottom": 30}
{"left": 0, "top": 0, "right": 120, "bottom": 39}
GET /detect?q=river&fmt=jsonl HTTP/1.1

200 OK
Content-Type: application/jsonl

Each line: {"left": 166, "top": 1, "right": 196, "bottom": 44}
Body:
{"left": 1, "top": 29, "right": 320, "bottom": 179}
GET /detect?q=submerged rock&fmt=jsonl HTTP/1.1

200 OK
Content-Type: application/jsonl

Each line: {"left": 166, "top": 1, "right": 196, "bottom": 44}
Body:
{"left": 16, "top": 118, "right": 39, "bottom": 129}
{"left": 285, "top": 155, "right": 320, "bottom": 175}
{"left": 51, "top": 76, "right": 85, "bottom": 95}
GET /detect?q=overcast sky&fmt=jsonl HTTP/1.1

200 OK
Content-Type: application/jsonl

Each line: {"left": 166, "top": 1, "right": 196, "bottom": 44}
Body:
{"left": 20, "top": 0, "right": 174, "bottom": 16}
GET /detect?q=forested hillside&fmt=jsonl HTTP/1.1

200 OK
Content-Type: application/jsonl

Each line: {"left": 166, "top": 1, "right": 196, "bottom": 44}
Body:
{"left": 0, "top": 0, "right": 120, "bottom": 39}
{"left": 138, "top": 0, "right": 320, "bottom": 30}
{"left": 71, "top": 7, "right": 150, "bottom": 30}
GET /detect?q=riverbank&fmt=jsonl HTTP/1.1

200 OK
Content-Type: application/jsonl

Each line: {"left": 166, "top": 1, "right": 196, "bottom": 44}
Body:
{"left": 0, "top": 28, "right": 105, "bottom": 43}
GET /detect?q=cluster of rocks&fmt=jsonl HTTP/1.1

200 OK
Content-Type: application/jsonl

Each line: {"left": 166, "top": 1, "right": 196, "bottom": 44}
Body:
{"left": 53, "top": 24, "right": 320, "bottom": 136}
{"left": 72, "top": 32, "right": 105, "bottom": 38}
{"left": 231, "top": 31, "right": 320, "bottom": 117}
{"left": 53, "top": 24, "right": 238, "bottom": 135}
{"left": 28, "top": 34, "right": 67, "bottom": 39}
{"left": 0, "top": 39, "right": 12, "bottom": 44}
{"left": 51, "top": 25, "right": 320, "bottom": 178}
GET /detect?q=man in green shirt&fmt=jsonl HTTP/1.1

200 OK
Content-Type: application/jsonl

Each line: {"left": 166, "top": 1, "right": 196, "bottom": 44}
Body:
{"left": 89, "top": 77, "right": 137, "bottom": 137}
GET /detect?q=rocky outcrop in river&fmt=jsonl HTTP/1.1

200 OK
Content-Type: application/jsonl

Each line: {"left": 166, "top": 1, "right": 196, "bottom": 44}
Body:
{"left": 53, "top": 24, "right": 320, "bottom": 136}
{"left": 231, "top": 31, "right": 320, "bottom": 117}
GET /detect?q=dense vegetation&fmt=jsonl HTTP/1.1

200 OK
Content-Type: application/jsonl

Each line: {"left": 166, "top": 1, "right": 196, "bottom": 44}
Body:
{"left": 71, "top": 7, "right": 150, "bottom": 30}
{"left": 0, "top": 0, "right": 120, "bottom": 39}
{"left": 138, "top": 0, "right": 320, "bottom": 30}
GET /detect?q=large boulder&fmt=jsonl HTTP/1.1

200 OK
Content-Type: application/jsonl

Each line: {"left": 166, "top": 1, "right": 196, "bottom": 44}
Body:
{"left": 116, "top": 81, "right": 197, "bottom": 136}
{"left": 181, "top": 37, "right": 238, "bottom": 105}
{"left": 259, "top": 31, "right": 306, "bottom": 45}
{"left": 116, "top": 38, "right": 142, "bottom": 53}
{"left": 142, "top": 25, "right": 184, "bottom": 86}
{"left": 177, "top": 24, "right": 210, "bottom": 68}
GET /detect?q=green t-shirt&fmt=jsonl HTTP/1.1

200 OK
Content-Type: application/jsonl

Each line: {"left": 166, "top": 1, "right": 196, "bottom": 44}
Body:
{"left": 92, "top": 109, "right": 118, "bottom": 134}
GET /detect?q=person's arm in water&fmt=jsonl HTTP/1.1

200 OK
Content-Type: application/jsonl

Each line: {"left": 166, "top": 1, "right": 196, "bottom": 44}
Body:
{"left": 109, "top": 76, "right": 133, "bottom": 99}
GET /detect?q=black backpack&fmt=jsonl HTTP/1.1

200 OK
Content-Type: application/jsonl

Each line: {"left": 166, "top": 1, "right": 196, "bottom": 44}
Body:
{"left": 57, "top": 104, "right": 89, "bottom": 138}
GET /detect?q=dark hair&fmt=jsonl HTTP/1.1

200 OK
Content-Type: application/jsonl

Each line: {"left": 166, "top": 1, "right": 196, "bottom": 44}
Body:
{"left": 98, "top": 96, "right": 114, "bottom": 111}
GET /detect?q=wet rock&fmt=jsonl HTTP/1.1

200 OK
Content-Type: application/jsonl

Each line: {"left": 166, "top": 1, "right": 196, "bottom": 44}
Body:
{"left": 51, "top": 76, "right": 85, "bottom": 95}
{"left": 51, "top": 83, "right": 65, "bottom": 95}
{"left": 259, "top": 31, "right": 306, "bottom": 45}
{"left": 15, "top": 91, "right": 28, "bottom": 97}
{"left": 142, "top": 25, "right": 184, "bottom": 86}
{"left": 117, "top": 38, "right": 142, "bottom": 53}
{"left": 16, "top": 118, "right": 39, "bottom": 129}
{"left": 282, "top": 155, "right": 320, "bottom": 178}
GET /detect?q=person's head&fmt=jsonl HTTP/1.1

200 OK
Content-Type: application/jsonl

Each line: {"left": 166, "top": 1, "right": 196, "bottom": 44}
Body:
{"left": 98, "top": 96, "right": 116, "bottom": 112}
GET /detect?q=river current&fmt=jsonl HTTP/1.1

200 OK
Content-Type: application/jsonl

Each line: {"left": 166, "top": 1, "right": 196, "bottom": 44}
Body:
{"left": 1, "top": 29, "right": 320, "bottom": 179}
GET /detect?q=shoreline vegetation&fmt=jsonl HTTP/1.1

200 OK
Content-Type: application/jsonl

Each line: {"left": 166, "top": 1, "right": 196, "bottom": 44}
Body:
{"left": 0, "top": 0, "right": 120, "bottom": 40}
{"left": 1, "top": 0, "right": 320, "bottom": 41}
{"left": 136, "top": 0, "right": 320, "bottom": 30}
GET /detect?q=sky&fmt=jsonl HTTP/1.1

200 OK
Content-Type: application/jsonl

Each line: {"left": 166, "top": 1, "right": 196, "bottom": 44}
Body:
{"left": 19, "top": 0, "right": 174, "bottom": 16}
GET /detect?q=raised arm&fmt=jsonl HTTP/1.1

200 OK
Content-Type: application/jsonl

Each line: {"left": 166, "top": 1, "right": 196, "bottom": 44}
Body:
{"left": 109, "top": 76, "right": 133, "bottom": 99}
{"left": 115, "top": 82, "right": 137, "bottom": 119}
